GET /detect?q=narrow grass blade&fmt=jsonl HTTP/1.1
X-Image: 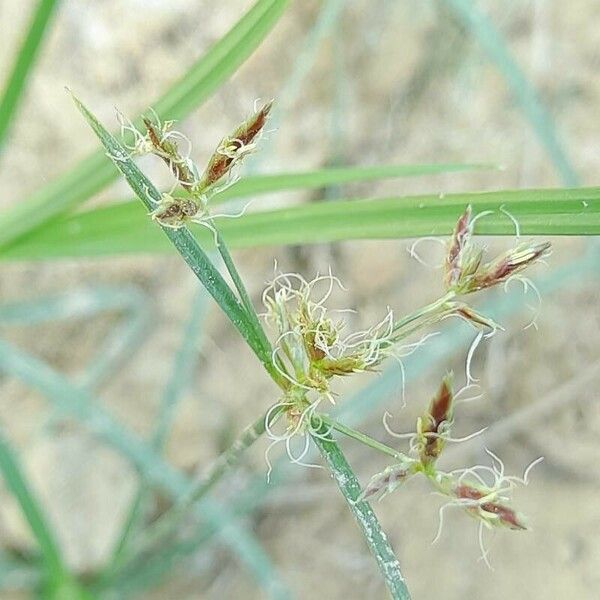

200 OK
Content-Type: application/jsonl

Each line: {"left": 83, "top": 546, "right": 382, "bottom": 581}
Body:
{"left": 311, "top": 425, "right": 411, "bottom": 600}
{"left": 442, "top": 0, "right": 578, "bottom": 186}
{"left": 0, "top": 429, "right": 84, "bottom": 597}
{"left": 4, "top": 186, "right": 598, "bottom": 259}
{"left": 0, "top": 286, "right": 144, "bottom": 324}
{"left": 106, "top": 290, "right": 207, "bottom": 572}
{"left": 248, "top": 0, "right": 346, "bottom": 170}
{"left": 70, "top": 93, "right": 279, "bottom": 383}
{"left": 0, "top": 0, "right": 289, "bottom": 249}
{"left": 118, "top": 162, "right": 498, "bottom": 206}
{"left": 0, "top": 286, "right": 153, "bottom": 394}
{"left": 0, "top": 554, "right": 39, "bottom": 593}
{"left": 0, "top": 339, "right": 291, "bottom": 599}
{"left": 0, "top": 0, "right": 60, "bottom": 152}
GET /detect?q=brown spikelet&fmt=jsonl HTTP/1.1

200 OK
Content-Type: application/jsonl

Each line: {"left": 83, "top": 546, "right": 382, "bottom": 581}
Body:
{"left": 197, "top": 101, "right": 273, "bottom": 191}
{"left": 454, "top": 484, "right": 527, "bottom": 530}
{"left": 470, "top": 241, "right": 551, "bottom": 291}
{"left": 358, "top": 461, "right": 416, "bottom": 502}
{"left": 143, "top": 117, "right": 195, "bottom": 190}
{"left": 419, "top": 374, "right": 454, "bottom": 464}
{"left": 445, "top": 205, "right": 472, "bottom": 287}
{"left": 234, "top": 100, "right": 273, "bottom": 145}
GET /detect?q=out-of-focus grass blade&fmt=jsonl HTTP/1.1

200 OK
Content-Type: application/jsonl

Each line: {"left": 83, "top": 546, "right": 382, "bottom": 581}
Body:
{"left": 442, "top": 0, "right": 578, "bottom": 186}
{"left": 0, "top": 429, "right": 84, "bottom": 597}
{"left": 248, "top": 0, "right": 346, "bottom": 170}
{"left": 0, "top": 160, "right": 496, "bottom": 259}
{"left": 0, "top": 554, "right": 39, "bottom": 593}
{"left": 0, "top": 286, "right": 152, "bottom": 393}
{"left": 106, "top": 290, "right": 207, "bottom": 573}
{"left": 0, "top": 339, "right": 291, "bottom": 600}
{"left": 0, "top": 0, "right": 289, "bottom": 249}
{"left": 0, "top": 0, "right": 60, "bottom": 152}
{"left": 200, "top": 162, "right": 497, "bottom": 203}
{"left": 4, "top": 186, "right": 598, "bottom": 259}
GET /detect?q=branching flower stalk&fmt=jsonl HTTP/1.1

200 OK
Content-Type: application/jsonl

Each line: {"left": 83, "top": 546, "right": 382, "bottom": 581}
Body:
{"left": 118, "top": 101, "right": 272, "bottom": 233}
{"left": 119, "top": 100, "right": 289, "bottom": 386}
{"left": 257, "top": 204, "right": 549, "bottom": 566}
{"left": 74, "top": 95, "right": 550, "bottom": 599}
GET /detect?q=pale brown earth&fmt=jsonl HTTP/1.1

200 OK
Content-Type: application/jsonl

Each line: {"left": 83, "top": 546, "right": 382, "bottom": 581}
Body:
{"left": 0, "top": 1, "right": 599, "bottom": 599}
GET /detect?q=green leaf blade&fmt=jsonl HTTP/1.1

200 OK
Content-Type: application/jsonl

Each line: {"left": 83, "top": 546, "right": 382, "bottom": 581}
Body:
{"left": 3, "top": 186, "right": 598, "bottom": 259}
{"left": 210, "top": 162, "right": 498, "bottom": 203}
{"left": 0, "top": 0, "right": 289, "bottom": 249}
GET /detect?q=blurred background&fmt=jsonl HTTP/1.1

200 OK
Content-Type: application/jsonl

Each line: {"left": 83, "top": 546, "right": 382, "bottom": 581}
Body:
{"left": 0, "top": 1, "right": 599, "bottom": 598}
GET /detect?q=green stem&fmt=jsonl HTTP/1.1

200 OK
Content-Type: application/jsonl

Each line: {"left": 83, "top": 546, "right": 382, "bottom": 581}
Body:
{"left": 214, "top": 229, "right": 292, "bottom": 387}
{"left": 321, "top": 415, "right": 406, "bottom": 462}
{"left": 215, "top": 229, "right": 257, "bottom": 319}
{"left": 214, "top": 229, "right": 283, "bottom": 371}
{"left": 392, "top": 291, "right": 455, "bottom": 336}
{"left": 310, "top": 422, "right": 411, "bottom": 600}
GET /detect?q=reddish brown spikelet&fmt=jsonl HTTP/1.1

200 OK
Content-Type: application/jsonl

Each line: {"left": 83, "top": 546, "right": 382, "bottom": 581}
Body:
{"left": 455, "top": 484, "right": 526, "bottom": 530}
{"left": 428, "top": 375, "right": 453, "bottom": 427}
{"left": 420, "top": 374, "right": 453, "bottom": 463}
{"left": 455, "top": 483, "right": 484, "bottom": 501}
{"left": 143, "top": 117, "right": 195, "bottom": 190}
{"left": 479, "top": 502, "right": 526, "bottom": 530}
{"left": 202, "top": 153, "right": 231, "bottom": 189}
{"left": 471, "top": 241, "right": 551, "bottom": 291}
{"left": 358, "top": 462, "right": 414, "bottom": 502}
{"left": 198, "top": 101, "right": 273, "bottom": 191}
{"left": 447, "top": 206, "right": 471, "bottom": 265}
{"left": 233, "top": 100, "right": 273, "bottom": 146}
{"left": 454, "top": 304, "right": 500, "bottom": 331}
{"left": 445, "top": 205, "right": 472, "bottom": 287}
{"left": 143, "top": 117, "right": 162, "bottom": 148}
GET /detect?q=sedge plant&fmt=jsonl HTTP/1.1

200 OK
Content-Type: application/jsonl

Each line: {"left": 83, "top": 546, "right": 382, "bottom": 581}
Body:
{"left": 71, "top": 93, "right": 552, "bottom": 599}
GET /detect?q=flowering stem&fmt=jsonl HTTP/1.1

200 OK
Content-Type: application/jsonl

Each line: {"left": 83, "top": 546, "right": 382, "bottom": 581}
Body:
{"left": 213, "top": 228, "right": 290, "bottom": 387}
{"left": 71, "top": 95, "right": 289, "bottom": 389}
{"left": 392, "top": 291, "right": 455, "bottom": 336}
{"left": 320, "top": 415, "right": 405, "bottom": 462}
{"left": 310, "top": 420, "right": 411, "bottom": 600}
{"left": 215, "top": 229, "right": 258, "bottom": 320}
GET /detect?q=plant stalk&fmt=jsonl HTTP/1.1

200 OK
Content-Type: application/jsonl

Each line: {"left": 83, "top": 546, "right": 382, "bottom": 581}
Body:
{"left": 310, "top": 422, "right": 411, "bottom": 600}
{"left": 321, "top": 415, "right": 405, "bottom": 461}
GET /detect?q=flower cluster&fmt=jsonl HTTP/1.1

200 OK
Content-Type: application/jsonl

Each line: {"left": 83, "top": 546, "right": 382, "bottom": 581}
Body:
{"left": 117, "top": 102, "right": 272, "bottom": 231}
{"left": 359, "top": 375, "right": 459, "bottom": 503}
{"left": 445, "top": 205, "right": 550, "bottom": 295}
{"left": 262, "top": 272, "right": 400, "bottom": 404}
{"left": 342, "top": 208, "right": 549, "bottom": 563}
{"left": 358, "top": 374, "right": 541, "bottom": 566}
